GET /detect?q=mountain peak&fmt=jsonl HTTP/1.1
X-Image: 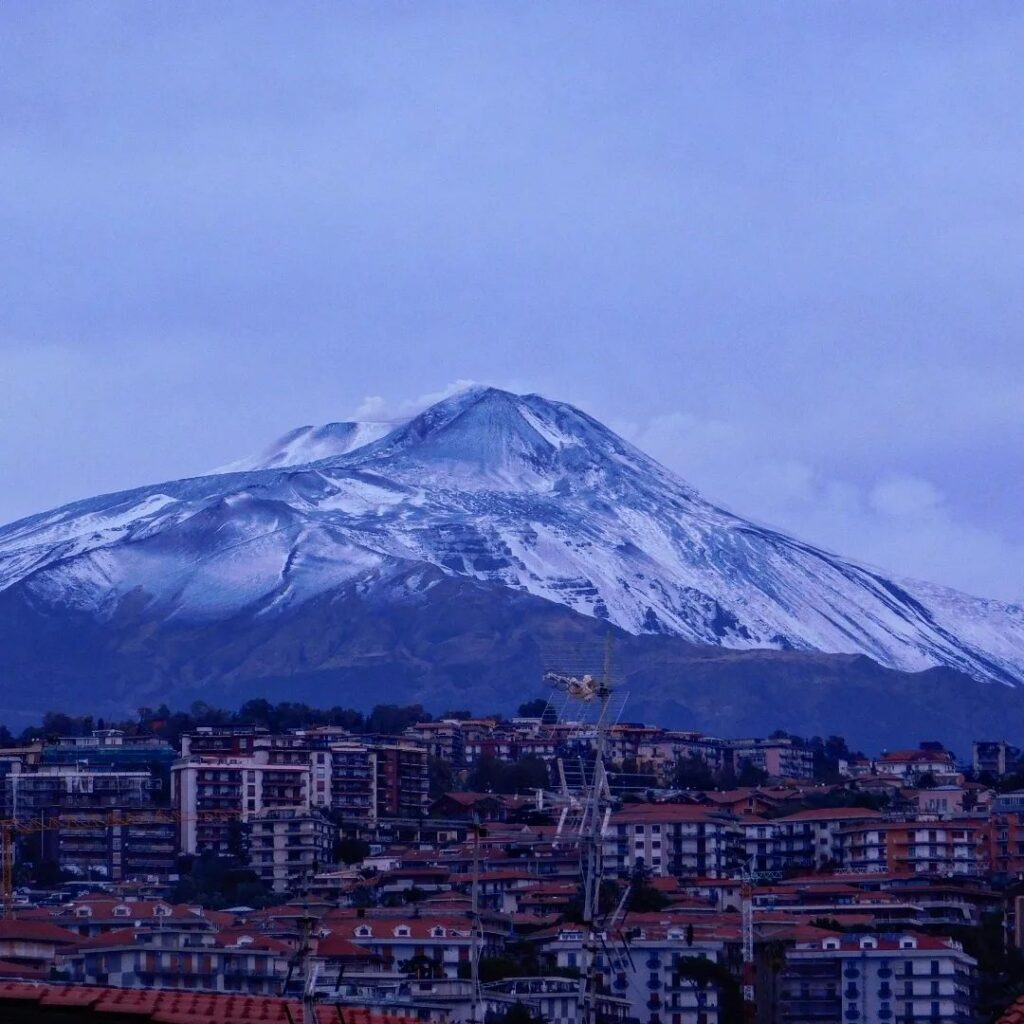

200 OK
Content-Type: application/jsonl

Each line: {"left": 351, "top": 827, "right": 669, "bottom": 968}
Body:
{"left": 332, "top": 385, "right": 671, "bottom": 497}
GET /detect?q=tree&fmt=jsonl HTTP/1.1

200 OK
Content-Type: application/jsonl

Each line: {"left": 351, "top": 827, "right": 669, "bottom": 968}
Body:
{"left": 335, "top": 837, "right": 370, "bottom": 865}
{"left": 517, "top": 699, "right": 547, "bottom": 718}
{"left": 365, "top": 704, "right": 431, "bottom": 735}
{"left": 673, "top": 754, "right": 715, "bottom": 790}
{"left": 172, "top": 851, "right": 276, "bottom": 909}
{"left": 429, "top": 757, "right": 455, "bottom": 800}
{"left": 491, "top": 1002, "right": 543, "bottom": 1024}
{"left": 468, "top": 755, "right": 550, "bottom": 794}
{"left": 736, "top": 760, "right": 769, "bottom": 787}
{"left": 627, "top": 862, "right": 670, "bottom": 912}
{"left": 401, "top": 953, "right": 442, "bottom": 979}
{"left": 565, "top": 879, "right": 621, "bottom": 923}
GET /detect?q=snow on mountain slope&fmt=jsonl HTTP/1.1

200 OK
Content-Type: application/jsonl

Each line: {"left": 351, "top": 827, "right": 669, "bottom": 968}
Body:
{"left": 1, "top": 386, "right": 1022, "bottom": 686}
{"left": 213, "top": 419, "right": 405, "bottom": 473}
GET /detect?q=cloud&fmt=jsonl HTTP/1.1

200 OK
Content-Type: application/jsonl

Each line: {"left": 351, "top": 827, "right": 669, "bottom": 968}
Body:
{"left": 352, "top": 379, "right": 491, "bottom": 421}
{"left": 869, "top": 476, "right": 943, "bottom": 518}
{"left": 621, "top": 410, "right": 1024, "bottom": 603}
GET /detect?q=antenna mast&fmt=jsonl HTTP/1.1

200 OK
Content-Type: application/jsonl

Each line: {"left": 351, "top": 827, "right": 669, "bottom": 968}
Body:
{"left": 544, "top": 631, "right": 615, "bottom": 1024}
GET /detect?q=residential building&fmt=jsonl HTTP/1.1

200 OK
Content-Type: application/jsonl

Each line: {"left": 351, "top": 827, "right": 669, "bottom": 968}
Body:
{"left": 57, "top": 926, "right": 292, "bottom": 993}
{"left": 0, "top": 920, "right": 80, "bottom": 970}
{"left": 740, "top": 816, "right": 781, "bottom": 873}
{"left": 170, "top": 755, "right": 311, "bottom": 854}
{"left": 973, "top": 740, "right": 1017, "bottom": 778}
{"left": 603, "top": 803, "right": 744, "bottom": 879}
{"left": 986, "top": 810, "right": 1024, "bottom": 881}
{"left": 374, "top": 742, "right": 430, "bottom": 819}
{"left": 322, "top": 914, "right": 504, "bottom": 979}
{"left": 774, "top": 807, "right": 884, "bottom": 872}
{"left": 779, "top": 932, "right": 975, "bottom": 1024}
{"left": 248, "top": 808, "right": 337, "bottom": 893}
{"left": 725, "top": 738, "right": 815, "bottom": 780}
{"left": 52, "top": 810, "right": 178, "bottom": 881}
{"left": 875, "top": 749, "right": 959, "bottom": 784}
{"left": 2, "top": 765, "right": 158, "bottom": 823}
{"left": 541, "top": 918, "right": 725, "bottom": 1024}
{"left": 40, "top": 730, "right": 175, "bottom": 775}
{"left": 837, "top": 820, "right": 987, "bottom": 876}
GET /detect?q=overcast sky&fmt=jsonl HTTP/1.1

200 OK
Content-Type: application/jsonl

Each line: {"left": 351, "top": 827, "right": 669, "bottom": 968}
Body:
{"left": 2, "top": 2, "right": 1022, "bottom": 602}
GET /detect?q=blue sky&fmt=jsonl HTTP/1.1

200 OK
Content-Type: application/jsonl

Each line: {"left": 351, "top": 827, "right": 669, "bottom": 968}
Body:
{"left": 2, "top": 2, "right": 1022, "bottom": 600}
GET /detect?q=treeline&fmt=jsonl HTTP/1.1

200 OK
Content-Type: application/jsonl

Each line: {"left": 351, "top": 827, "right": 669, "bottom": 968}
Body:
{"left": 0, "top": 697, "right": 554, "bottom": 748}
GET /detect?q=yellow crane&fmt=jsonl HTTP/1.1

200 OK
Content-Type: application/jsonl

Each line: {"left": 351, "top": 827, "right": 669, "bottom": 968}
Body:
{"left": 0, "top": 808, "right": 242, "bottom": 918}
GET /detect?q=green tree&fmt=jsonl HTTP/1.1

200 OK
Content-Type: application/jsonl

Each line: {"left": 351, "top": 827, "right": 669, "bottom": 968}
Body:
{"left": 366, "top": 704, "right": 432, "bottom": 735}
{"left": 429, "top": 757, "right": 455, "bottom": 800}
{"left": 673, "top": 754, "right": 715, "bottom": 790}
{"left": 517, "top": 699, "right": 549, "bottom": 719}
{"left": 335, "top": 837, "right": 371, "bottom": 865}
{"left": 736, "top": 760, "right": 769, "bottom": 787}
{"left": 626, "top": 862, "right": 670, "bottom": 912}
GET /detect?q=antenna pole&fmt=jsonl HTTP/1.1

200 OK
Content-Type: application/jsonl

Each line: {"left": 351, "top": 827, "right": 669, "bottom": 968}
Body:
{"left": 581, "top": 633, "right": 613, "bottom": 1024}
{"left": 470, "top": 814, "right": 482, "bottom": 1024}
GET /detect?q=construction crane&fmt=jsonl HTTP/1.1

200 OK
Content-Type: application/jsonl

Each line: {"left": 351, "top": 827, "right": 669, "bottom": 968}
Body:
{"left": 0, "top": 807, "right": 242, "bottom": 919}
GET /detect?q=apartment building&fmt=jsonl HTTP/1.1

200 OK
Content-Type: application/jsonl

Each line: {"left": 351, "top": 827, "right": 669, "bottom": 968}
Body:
{"left": 374, "top": 742, "right": 430, "bottom": 819}
{"left": 837, "top": 820, "right": 987, "bottom": 876}
{"left": 740, "top": 816, "right": 781, "bottom": 873}
{"left": 986, "top": 808, "right": 1024, "bottom": 881}
{"left": 779, "top": 932, "right": 975, "bottom": 1024}
{"left": 875, "top": 749, "right": 959, "bottom": 783}
{"left": 603, "top": 803, "right": 744, "bottom": 879}
{"left": 774, "top": 807, "right": 885, "bottom": 872}
{"left": 314, "top": 739, "right": 430, "bottom": 822}
{"left": 170, "top": 755, "right": 311, "bottom": 855}
{"left": 53, "top": 811, "right": 177, "bottom": 881}
{"left": 973, "top": 740, "right": 1017, "bottom": 778}
{"left": 39, "top": 730, "right": 176, "bottom": 774}
{"left": 248, "top": 808, "right": 337, "bottom": 893}
{"left": 725, "top": 738, "right": 815, "bottom": 780}
{"left": 57, "top": 926, "right": 292, "bottom": 994}
{"left": 541, "top": 919, "right": 725, "bottom": 1024}
{"left": 2, "top": 765, "right": 158, "bottom": 823}
{"left": 323, "top": 914, "right": 503, "bottom": 978}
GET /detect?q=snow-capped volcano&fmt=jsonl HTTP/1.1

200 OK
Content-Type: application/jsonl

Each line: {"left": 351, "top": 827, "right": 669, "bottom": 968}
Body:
{"left": 1, "top": 386, "right": 1022, "bottom": 694}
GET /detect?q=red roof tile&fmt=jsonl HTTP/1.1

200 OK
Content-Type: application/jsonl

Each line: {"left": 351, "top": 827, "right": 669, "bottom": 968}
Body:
{"left": 0, "top": 920, "right": 80, "bottom": 944}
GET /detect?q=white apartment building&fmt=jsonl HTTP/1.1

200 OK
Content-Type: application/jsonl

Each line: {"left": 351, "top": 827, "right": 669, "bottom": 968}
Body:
{"left": 780, "top": 932, "right": 975, "bottom": 1024}
{"left": 171, "top": 755, "right": 311, "bottom": 855}
{"left": 603, "top": 804, "right": 743, "bottom": 879}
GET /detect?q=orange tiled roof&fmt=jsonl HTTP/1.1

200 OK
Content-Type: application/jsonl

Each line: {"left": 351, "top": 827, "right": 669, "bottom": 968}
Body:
{"left": 0, "top": 920, "right": 80, "bottom": 944}
{"left": 0, "top": 982, "right": 422, "bottom": 1024}
{"left": 999, "top": 995, "right": 1024, "bottom": 1023}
